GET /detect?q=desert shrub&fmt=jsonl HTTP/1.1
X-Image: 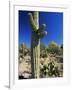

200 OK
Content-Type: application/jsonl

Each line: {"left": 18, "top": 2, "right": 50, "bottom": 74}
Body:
{"left": 47, "top": 61, "right": 60, "bottom": 77}
{"left": 59, "top": 44, "right": 63, "bottom": 55}
{"left": 19, "top": 43, "right": 30, "bottom": 57}
{"left": 24, "top": 48, "right": 30, "bottom": 56}
{"left": 40, "top": 43, "right": 47, "bottom": 58}
{"left": 40, "top": 50, "right": 47, "bottom": 58}
{"left": 47, "top": 41, "right": 62, "bottom": 55}
{"left": 40, "top": 43, "right": 46, "bottom": 50}
{"left": 40, "top": 61, "right": 60, "bottom": 77}
{"left": 19, "top": 43, "right": 25, "bottom": 54}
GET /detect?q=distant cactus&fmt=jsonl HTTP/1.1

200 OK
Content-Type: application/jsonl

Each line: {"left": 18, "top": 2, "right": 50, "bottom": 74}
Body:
{"left": 28, "top": 11, "right": 47, "bottom": 78}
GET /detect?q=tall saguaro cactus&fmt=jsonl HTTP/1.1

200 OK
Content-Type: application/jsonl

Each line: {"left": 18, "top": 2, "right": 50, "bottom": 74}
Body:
{"left": 28, "top": 11, "right": 47, "bottom": 78}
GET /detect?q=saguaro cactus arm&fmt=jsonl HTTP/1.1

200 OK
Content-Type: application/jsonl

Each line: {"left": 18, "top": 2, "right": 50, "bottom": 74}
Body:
{"left": 28, "top": 13, "right": 37, "bottom": 31}
{"left": 38, "top": 31, "right": 48, "bottom": 38}
{"left": 28, "top": 12, "right": 48, "bottom": 37}
{"left": 37, "top": 24, "right": 47, "bottom": 38}
{"left": 37, "top": 24, "right": 46, "bottom": 33}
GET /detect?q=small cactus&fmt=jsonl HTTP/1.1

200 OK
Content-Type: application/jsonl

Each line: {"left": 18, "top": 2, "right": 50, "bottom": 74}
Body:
{"left": 28, "top": 11, "right": 47, "bottom": 78}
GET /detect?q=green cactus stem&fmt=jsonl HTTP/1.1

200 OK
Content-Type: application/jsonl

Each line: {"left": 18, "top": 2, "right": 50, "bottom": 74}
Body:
{"left": 28, "top": 11, "right": 47, "bottom": 78}
{"left": 37, "top": 24, "right": 46, "bottom": 33}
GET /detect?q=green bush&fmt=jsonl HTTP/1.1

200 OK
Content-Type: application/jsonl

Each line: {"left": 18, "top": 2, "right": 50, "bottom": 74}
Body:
{"left": 47, "top": 41, "right": 62, "bottom": 55}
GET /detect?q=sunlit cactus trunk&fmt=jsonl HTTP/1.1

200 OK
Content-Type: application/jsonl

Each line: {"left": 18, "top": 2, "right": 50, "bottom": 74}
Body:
{"left": 31, "top": 12, "right": 40, "bottom": 78}
{"left": 28, "top": 11, "right": 47, "bottom": 78}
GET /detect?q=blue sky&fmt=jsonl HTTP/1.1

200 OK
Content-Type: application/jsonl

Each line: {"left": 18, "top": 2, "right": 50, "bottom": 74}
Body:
{"left": 19, "top": 11, "right": 63, "bottom": 48}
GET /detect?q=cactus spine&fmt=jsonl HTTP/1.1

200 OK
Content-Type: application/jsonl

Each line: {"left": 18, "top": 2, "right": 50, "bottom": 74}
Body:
{"left": 28, "top": 11, "right": 47, "bottom": 78}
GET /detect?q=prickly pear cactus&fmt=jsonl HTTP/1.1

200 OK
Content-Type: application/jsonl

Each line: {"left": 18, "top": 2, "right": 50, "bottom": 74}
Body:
{"left": 28, "top": 11, "right": 47, "bottom": 78}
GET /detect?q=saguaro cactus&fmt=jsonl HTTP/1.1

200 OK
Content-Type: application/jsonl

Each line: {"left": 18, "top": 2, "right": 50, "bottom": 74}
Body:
{"left": 28, "top": 11, "right": 47, "bottom": 78}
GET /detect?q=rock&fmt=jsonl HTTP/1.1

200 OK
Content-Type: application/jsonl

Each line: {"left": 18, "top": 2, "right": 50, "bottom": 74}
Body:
{"left": 24, "top": 55, "right": 31, "bottom": 61}
{"left": 22, "top": 72, "right": 32, "bottom": 78}
{"left": 19, "top": 57, "right": 23, "bottom": 63}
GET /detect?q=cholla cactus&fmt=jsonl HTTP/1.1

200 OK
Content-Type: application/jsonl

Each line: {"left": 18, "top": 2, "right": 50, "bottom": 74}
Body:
{"left": 28, "top": 11, "right": 47, "bottom": 78}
